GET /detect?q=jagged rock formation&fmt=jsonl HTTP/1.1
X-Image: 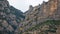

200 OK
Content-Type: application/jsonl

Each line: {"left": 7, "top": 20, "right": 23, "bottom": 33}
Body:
{"left": 0, "top": 0, "right": 24, "bottom": 34}
{"left": 0, "top": 0, "right": 60, "bottom": 34}
{"left": 22, "top": 0, "right": 60, "bottom": 34}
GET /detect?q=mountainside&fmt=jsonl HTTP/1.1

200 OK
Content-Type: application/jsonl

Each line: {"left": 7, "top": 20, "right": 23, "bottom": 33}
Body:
{"left": 22, "top": 0, "right": 60, "bottom": 34}
{"left": 9, "top": 6, "right": 25, "bottom": 19}
{"left": 24, "top": 20, "right": 60, "bottom": 34}
{"left": 0, "top": 0, "right": 60, "bottom": 34}
{"left": 0, "top": 0, "right": 24, "bottom": 34}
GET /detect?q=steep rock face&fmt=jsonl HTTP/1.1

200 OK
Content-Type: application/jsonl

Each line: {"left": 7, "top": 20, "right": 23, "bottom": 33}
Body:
{"left": 0, "top": 0, "right": 24, "bottom": 34}
{"left": 23, "top": 20, "right": 60, "bottom": 34}
{"left": 23, "top": 0, "right": 60, "bottom": 34}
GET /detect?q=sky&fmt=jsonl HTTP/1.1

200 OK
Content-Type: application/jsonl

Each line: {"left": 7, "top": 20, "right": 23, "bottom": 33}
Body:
{"left": 7, "top": 0, "right": 48, "bottom": 12}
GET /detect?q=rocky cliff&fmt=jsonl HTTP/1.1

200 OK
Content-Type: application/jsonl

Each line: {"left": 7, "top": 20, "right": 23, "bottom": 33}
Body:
{"left": 23, "top": 0, "right": 60, "bottom": 34}
{"left": 0, "top": 0, "right": 60, "bottom": 34}
{"left": 0, "top": 0, "right": 24, "bottom": 34}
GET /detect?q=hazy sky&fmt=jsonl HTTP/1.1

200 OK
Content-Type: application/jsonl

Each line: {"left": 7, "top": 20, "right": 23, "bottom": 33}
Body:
{"left": 7, "top": 0, "right": 48, "bottom": 12}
